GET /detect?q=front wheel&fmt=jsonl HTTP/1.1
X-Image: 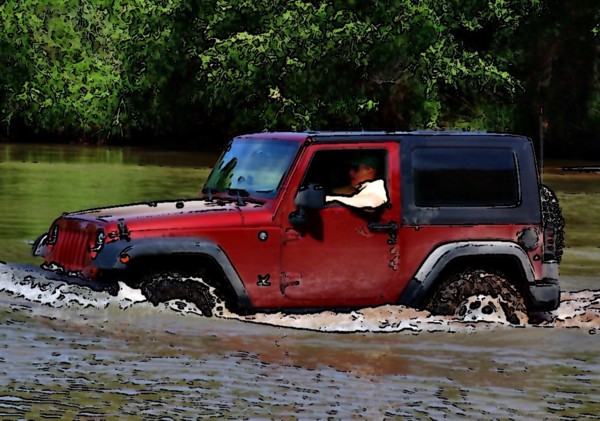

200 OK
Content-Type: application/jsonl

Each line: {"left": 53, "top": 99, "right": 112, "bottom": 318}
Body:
{"left": 140, "top": 272, "right": 215, "bottom": 317}
{"left": 424, "top": 269, "right": 527, "bottom": 325}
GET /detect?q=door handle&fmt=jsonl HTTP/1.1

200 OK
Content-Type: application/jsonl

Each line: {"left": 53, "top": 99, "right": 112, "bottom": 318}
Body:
{"left": 367, "top": 221, "right": 398, "bottom": 232}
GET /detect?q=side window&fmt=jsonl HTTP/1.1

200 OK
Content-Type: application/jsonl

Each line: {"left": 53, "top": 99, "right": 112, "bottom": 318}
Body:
{"left": 302, "top": 149, "right": 387, "bottom": 195}
{"left": 412, "top": 147, "right": 520, "bottom": 207}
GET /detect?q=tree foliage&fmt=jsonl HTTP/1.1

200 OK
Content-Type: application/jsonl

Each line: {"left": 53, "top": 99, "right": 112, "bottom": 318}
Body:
{"left": 0, "top": 0, "right": 598, "bottom": 155}
{"left": 191, "top": 0, "right": 541, "bottom": 130}
{"left": 0, "top": 0, "right": 185, "bottom": 139}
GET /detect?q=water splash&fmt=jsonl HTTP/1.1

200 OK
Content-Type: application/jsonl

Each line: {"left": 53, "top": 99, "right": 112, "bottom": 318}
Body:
{"left": 553, "top": 289, "right": 600, "bottom": 329}
{"left": 2, "top": 263, "right": 600, "bottom": 333}
{"left": 0, "top": 264, "right": 145, "bottom": 310}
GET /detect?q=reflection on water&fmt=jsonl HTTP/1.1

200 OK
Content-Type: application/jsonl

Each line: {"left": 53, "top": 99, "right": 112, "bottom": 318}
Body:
{"left": 1, "top": 263, "right": 600, "bottom": 419}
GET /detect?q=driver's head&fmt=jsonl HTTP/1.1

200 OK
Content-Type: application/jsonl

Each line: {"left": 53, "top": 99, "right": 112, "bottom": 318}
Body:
{"left": 349, "top": 155, "right": 378, "bottom": 188}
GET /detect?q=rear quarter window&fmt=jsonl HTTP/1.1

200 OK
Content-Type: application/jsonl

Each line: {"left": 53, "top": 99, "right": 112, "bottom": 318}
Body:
{"left": 412, "top": 148, "right": 520, "bottom": 207}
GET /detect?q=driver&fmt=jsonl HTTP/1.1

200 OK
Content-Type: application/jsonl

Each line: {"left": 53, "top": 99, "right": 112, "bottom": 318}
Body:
{"left": 325, "top": 155, "right": 388, "bottom": 210}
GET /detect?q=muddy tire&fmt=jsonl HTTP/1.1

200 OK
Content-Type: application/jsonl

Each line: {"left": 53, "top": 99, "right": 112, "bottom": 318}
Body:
{"left": 540, "top": 184, "right": 565, "bottom": 263}
{"left": 141, "top": 272, "right": 215, "bottom": 317}
{"left": 425, "top": 269, "right": 527, "bottom": 325}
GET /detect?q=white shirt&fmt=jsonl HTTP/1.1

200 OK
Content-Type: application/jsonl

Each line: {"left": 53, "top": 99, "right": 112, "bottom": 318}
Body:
{"left": 325, "top": 179, "right": 389, "bottom": 210}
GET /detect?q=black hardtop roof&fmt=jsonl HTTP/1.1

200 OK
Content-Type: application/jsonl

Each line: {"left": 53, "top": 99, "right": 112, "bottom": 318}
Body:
{"left": 236, "top": 131, "right": 531, "bottom": 147}
{"left": 306, "top": 130, "right": 528, "bottom": 143}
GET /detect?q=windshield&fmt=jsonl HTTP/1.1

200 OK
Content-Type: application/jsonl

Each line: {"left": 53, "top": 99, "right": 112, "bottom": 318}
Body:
{"left": 203, "top": 138, "right": 300, "bottom": 198}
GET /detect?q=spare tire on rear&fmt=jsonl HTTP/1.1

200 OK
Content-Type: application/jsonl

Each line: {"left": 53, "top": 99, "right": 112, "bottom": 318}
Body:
{"left": 540, "top": 184, "right": 565, "bottom": 263}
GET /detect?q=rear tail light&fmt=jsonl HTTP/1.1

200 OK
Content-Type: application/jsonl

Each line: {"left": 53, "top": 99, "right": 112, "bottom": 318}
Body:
{"left": 543, "top": 226, "right": 556, "bottom": 261}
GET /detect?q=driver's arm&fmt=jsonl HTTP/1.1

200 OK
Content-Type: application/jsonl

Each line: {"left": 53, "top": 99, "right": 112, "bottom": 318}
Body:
{"left": 325, "top": 179, "right": 388, "bottom": 210}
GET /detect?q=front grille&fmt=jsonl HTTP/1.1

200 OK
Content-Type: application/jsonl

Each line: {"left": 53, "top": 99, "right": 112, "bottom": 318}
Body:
{"left": 50, "top": 226, "right": 93, "bottom": 271}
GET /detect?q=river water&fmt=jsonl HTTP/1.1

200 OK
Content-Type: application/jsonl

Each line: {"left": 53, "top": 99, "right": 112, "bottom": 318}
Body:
{"left": 1, "top": 143, "right": 600, "bottom": 419}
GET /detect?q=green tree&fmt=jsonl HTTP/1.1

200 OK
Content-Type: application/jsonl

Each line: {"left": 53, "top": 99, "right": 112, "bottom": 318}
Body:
{"left": 1, "top": 0, "right": 598, "bottom": 154}
{"left": 190, "top": 0, "right": 542, "bottom": 131}
{"left": 0, "top": 0, "right": 185, "bottom": 141}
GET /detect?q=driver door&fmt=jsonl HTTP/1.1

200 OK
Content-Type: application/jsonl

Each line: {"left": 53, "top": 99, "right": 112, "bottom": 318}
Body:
{"left": 279, "top": 143, "right": 401, "bottom": 308}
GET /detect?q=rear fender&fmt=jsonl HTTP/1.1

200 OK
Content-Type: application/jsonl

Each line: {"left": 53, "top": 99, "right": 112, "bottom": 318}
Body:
{"left": 398, "top": 241, "right": 536, "bottom": 307}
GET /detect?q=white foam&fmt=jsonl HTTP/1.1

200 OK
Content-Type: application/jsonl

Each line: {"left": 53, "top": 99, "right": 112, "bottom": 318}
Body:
{"left": 115, "top": 282, "right": 147, "bottom": 307}
{"left": 0, "top": 264, "right": 147, "bottom": 310}
{"left": 227, "top": 306, "right": 461, "bottom": 333}
{"left": 3, "top": 263, "right": 600, "bottom": 332}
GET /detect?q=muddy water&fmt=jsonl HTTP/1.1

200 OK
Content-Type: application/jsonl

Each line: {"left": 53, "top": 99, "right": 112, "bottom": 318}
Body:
{"left": 1, "top": 144, "right": 600, "bottom": 419}
{"left": 1, "top": 264, "right": 600, "bottom": 419}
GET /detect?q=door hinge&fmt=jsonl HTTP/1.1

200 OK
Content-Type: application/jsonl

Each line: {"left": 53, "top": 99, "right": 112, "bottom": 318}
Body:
{"left": 280, "top": 272, "right": 301, "bottom": 294}
{"left": 283, "top": 228, "right": 301, "bottom": 243}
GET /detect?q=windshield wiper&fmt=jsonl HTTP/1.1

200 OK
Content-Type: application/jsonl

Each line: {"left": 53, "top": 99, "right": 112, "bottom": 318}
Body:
{"left": 227, "top": 188, "right": 249, "bottom": 206}
{"left": 203, "top": 186, "right": 213, "bottom": 202}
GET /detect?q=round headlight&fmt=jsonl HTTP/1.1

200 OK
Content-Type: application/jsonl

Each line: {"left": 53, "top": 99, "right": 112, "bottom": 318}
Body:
{"left": 89, "top": 230, "right": 106, "bottom": 252}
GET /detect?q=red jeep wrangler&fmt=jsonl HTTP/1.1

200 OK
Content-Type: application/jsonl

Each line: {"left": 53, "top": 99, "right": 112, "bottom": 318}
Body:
{"left": 32, "top": 131, "right": 564, "bottom": 323}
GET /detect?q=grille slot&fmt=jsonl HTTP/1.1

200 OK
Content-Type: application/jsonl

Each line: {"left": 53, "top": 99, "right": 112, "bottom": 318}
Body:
{"left": 52, "top": 227, "right": 92, "bottom": 271}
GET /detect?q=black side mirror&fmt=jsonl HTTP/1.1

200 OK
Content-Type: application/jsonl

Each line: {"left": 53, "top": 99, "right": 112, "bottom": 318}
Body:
{"left": 289, "top": 184, "right": 325, "bottom": 227}
{"left": 294, "top": 184, "right": 325, "bottom": 209}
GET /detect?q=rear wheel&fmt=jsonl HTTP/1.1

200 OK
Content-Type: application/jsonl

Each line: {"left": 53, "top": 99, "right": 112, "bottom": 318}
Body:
{"left": 140, "top": 272, "right": 215, "bottom": 317}
{"left": 425, "top": 269, "right": 527, "bottom": 325}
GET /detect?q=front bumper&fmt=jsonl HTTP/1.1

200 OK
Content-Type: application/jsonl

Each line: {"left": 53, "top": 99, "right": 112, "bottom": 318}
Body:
{"left": 35, "top": 261, "right": 120, "bottom": 295}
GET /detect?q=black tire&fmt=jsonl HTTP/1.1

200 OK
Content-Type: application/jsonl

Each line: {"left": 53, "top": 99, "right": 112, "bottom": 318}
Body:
{"left": 140, "top": 272, "right": 215, "bottom": 317}
{"left": 425, "top": 269, "right": 527, "bottom": 325}
{"left": 540, "top": 184, "right": 565, "bottom": 263}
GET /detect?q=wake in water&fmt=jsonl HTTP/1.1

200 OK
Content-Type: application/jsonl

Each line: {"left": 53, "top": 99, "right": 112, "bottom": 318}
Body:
{"left": 1, "top": 263, "right": 599, "bottom": 333}
{"left": 0, "top": 264, "right": 146, "bottom": 310}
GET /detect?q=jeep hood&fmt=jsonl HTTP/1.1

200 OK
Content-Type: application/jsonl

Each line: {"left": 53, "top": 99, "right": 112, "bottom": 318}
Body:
{"left": 64, "top": 199, "right": 263, "bottom": 230}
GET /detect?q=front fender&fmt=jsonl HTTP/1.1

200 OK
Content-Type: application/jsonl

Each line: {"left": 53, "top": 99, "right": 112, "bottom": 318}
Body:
{"left": 398, "top": 241, "right": 536, "bottom": 307}
{"left": 94, "top": 237, "right": 252, "bottom": 310}
{"left": 31, "top": 233, "right": 49, "bottom": 257}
